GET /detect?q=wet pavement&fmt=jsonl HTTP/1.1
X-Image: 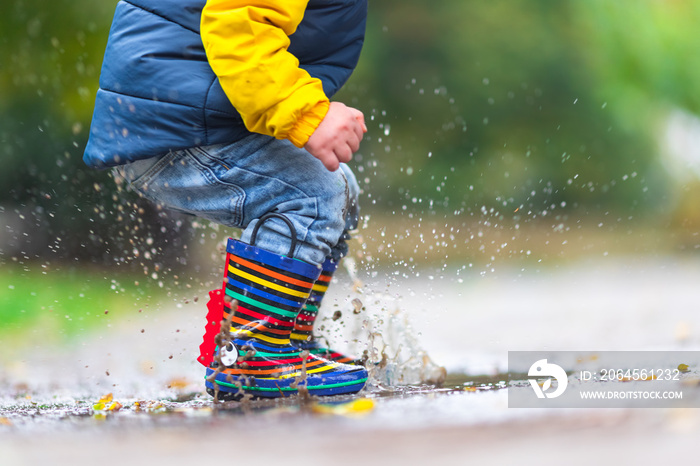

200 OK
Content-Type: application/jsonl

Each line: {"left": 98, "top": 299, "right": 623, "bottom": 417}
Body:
{"left": 3, "top": 255, "right": 700, "bottom": 464}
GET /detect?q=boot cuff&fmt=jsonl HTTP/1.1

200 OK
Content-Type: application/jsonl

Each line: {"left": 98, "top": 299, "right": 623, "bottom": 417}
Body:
{"left": 227, "top": 238, "right": 321, "bottom": 281}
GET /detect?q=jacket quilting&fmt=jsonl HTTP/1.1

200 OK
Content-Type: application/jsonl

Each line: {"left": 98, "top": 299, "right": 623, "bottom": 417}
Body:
{"left": 84, "top": 0, "right": 367, "bottom": 168}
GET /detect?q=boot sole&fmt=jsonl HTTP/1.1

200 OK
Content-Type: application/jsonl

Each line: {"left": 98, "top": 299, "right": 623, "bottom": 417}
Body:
{"left": 205, "top": 367, "right": 367, "bottom": 399}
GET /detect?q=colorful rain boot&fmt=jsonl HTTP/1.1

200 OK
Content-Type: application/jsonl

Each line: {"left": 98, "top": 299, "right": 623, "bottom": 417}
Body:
{"left": 291, "top": 257, "right": 364, "bottom": 365}
{"left": 199, "top": 214, "right": 367, "bottom": 400}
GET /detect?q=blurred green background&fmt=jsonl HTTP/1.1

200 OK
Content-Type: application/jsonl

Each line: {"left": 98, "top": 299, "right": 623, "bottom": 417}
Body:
{"left": 2, "top": 0, "right": 700, "bottom": 336}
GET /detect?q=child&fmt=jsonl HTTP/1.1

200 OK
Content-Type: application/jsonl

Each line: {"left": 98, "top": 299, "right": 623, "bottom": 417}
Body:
{"left": 84, "top": 0, "right": 370, "bottom": 399}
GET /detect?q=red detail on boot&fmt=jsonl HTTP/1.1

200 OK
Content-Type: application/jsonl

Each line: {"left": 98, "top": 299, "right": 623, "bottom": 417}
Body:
{"left": 197, "top": 288, "right": 225, "bottom": 367}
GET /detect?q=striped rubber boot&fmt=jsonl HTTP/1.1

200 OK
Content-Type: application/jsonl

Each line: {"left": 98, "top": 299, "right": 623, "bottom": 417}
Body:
{"left": 291, "top": 257, "right": 363, "bottom": 365}
{"left": 201, "top": 237, "right": 367, "bottom": 400}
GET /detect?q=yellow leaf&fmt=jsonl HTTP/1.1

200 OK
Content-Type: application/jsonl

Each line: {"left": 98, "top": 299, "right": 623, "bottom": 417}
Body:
{"left": 99, "top": 393, "right": 113, "bottom": 403}
{"left": 678, "top": 364, "right": 690, "bottom": 373}
{"left": 107, "top": 402, "right": 123, "bottom": 411}
{"left": 311, "top": 398, "right": 375, "bottom": 417}
{"left": 93, "top": 402, "right": 105, "bottom": 411}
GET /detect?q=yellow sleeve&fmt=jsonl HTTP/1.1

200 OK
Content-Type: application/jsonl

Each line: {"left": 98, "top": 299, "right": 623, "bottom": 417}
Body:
{"left": 201, "top": 0, "right": 330, "bottom": 147}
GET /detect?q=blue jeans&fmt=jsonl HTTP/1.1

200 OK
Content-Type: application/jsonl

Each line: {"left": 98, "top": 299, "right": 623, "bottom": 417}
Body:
{"left": 115, "top": 134, "right": 360, "bottom": 267}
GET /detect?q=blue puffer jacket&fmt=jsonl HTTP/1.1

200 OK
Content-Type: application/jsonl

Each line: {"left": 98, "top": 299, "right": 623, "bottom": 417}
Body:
{"left": 84, "top": 0, "right": 367, "bottom": 168}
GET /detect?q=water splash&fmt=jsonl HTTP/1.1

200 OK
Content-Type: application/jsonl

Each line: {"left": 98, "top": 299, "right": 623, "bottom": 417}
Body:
{"left": 340, "top": 258, "right": 446, "bottom": 387}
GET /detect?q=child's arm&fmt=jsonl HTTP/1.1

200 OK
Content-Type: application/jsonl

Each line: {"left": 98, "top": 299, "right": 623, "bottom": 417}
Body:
{"left": 201, "top": 0, "right": 365, "bottom": 171}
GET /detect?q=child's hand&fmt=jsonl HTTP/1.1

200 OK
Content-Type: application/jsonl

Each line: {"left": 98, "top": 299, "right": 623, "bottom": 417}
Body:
{"left": 305, "top": 102, "right": 367, "bottom": 171}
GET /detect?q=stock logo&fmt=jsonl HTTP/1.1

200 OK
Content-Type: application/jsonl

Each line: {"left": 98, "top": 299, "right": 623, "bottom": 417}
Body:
{"left": 528, "top": 359, "right": 568, "bottom": 399}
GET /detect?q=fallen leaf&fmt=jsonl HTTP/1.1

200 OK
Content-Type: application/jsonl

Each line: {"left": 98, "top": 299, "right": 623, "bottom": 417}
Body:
{"left": 107, "top": 402, "right": 123, "bottom": 411}
{"left": 311, "top": 398, "right": 375, "bottom": 417}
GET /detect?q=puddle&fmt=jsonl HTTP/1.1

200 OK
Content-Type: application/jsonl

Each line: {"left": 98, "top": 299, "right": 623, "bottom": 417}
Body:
{"left": 0, "top": 367, "right": 523, "bottom": 435}
{"left": 5, "top": 257, "right": 700, "bottom": 439}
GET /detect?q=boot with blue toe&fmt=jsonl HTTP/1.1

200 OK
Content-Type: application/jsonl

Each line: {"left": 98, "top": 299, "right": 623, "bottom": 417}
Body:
{"left": 198, "top": 214, "right": 367, "bottom": 400}
{"left": 291, "top": 257, "right": 365, "bottom": 365}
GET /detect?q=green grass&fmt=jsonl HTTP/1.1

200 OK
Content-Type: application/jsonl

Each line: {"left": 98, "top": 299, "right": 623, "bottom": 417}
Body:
{"left": 0, "top": 264, "right": 164, "bottom": 343}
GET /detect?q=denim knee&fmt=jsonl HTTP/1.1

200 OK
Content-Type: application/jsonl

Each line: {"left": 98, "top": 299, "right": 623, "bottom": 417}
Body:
{"left": 240, "top": 162, "right": 350, "bottom": 267}
{"left": 115, "top": 135, "right": 358, "bottom": 268}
